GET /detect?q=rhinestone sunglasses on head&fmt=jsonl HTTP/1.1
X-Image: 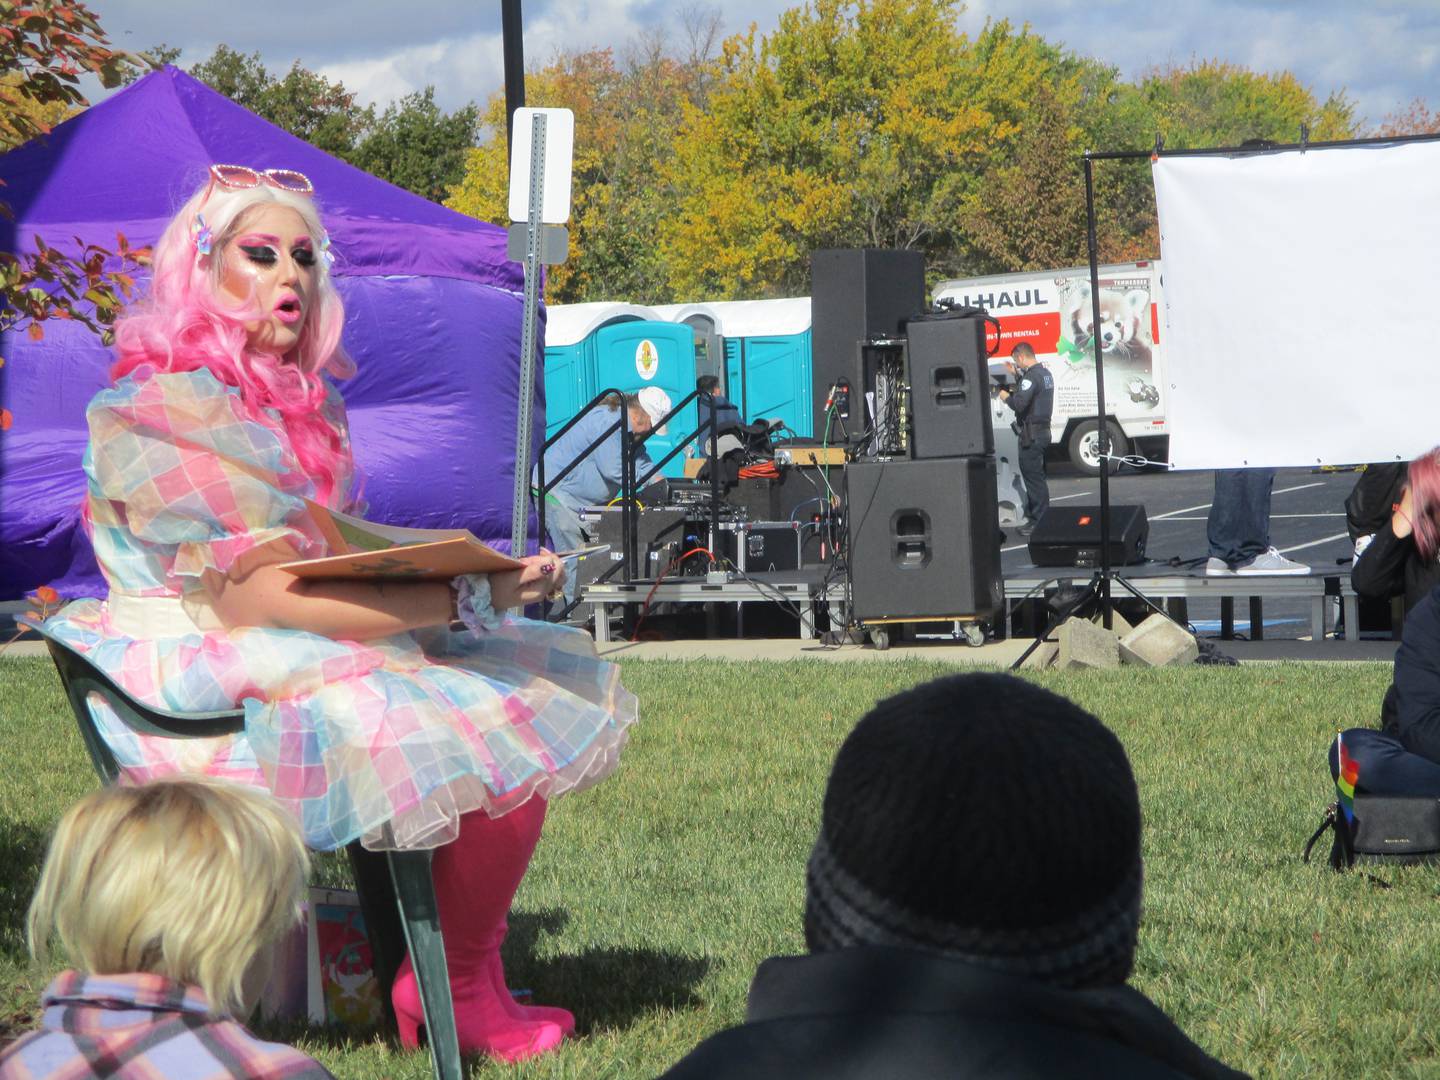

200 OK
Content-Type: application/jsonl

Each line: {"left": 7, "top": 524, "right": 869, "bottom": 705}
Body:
{"left": 208, "top": 164, "right": 314, "bottom": 194}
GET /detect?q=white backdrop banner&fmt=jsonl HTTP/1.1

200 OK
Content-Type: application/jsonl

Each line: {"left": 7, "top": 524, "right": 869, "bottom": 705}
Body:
{"left": 1154, "top": 141, "right": 1440, "bottom": 470}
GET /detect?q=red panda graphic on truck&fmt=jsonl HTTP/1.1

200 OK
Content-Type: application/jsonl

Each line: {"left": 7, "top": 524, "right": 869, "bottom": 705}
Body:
{"left": 932, "top": 261, "right": 1167, "bottom": 475}
{"left": 1063, "top": 282, "right": 1153, "bottom": 369}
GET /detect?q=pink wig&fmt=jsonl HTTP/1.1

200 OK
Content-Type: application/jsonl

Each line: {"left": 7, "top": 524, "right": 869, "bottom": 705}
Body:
{"left": 1409, "top": 448, "right": 1440, "bottom": 561}
{"left": 112, "top": 180, "right": 355, "bottom": 505}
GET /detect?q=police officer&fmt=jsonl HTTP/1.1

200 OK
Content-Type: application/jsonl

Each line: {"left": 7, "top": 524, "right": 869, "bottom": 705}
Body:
{"left": 998, "top": 342, "right": 1054, "bottom": 534}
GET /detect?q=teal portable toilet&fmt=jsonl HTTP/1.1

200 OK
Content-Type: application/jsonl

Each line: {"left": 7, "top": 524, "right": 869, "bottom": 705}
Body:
{"left": 591, "top": 320, "right": 698, "bottom": 478}
{"left": 661, "top": 299, "right": 813, "bottom": 438}
{"left": 542, "top": 303, "right": 660, "bottom": 438}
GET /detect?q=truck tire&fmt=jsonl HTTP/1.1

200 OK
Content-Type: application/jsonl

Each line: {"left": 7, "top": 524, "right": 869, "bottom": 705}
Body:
{"left": 1067, "top": 419, "right": 1129, "bottom": 476}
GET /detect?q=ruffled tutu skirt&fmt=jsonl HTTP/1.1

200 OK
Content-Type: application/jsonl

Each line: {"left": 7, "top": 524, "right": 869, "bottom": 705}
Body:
{"left": 42, "top": 599, "right": 635, "bottom": 851}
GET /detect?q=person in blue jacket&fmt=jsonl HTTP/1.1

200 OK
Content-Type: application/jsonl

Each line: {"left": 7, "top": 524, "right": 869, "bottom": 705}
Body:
{"left": 540, "top": 387, "right": 671, "bottom": 608}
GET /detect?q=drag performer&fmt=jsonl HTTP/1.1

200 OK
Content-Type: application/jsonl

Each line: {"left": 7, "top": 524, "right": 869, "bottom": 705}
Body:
{"left": 38, "top": 166, "right": 636, "bottom": 1061}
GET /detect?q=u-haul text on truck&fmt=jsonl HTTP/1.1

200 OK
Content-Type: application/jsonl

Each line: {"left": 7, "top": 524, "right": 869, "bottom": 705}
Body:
{"left": 933, "top": 260, "right": 1168, "bottom": 474}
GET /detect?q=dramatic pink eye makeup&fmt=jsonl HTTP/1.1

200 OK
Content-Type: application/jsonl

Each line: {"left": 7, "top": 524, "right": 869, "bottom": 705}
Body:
{"left": 235, "top": 232, "right": 317, "bottom": 268}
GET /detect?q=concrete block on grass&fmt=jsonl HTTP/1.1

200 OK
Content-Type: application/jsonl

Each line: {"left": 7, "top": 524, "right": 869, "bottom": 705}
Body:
{"left": 1119, "top": 613, "right": 1198, "bottom": 667}
{"left": 1055, "top": 616, "right": 1120, "bottom": 670}
{"left": 1019, "top": 641, "right": 1059, "bottom": 670}
{"left": 1091, "top": 608, "right": 1134, "bottom": 638}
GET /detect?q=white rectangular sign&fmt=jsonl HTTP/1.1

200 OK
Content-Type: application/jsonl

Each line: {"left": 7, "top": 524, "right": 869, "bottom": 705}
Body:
{"left": 507, "top": 107, "right": 575, "bottom": 225}
{"left": 1154, "top": 140, "right": 1440, "bottom": 469}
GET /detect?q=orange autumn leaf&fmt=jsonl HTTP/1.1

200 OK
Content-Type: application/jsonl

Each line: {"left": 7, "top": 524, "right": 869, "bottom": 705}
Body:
{"left": 0, "top": 408, "right": 11, "bottom": 431}
{"left": 27, "top": 322, "right": 43, "bottom": 341}
{"left": 35, "top": 585, "right": 60, "bottom": 604}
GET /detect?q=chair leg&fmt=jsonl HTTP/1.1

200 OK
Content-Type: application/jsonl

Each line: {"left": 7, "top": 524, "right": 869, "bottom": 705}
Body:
{"left": 345, "top": 842, "right": 403, "bottom": 1028}
{"left": 387, "top": 850, "right": 461, "bottom": 1080}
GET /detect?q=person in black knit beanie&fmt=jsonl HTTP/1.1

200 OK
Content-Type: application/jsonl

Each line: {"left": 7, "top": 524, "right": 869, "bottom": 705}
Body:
{"left": 662, "top": 673, "right": 1248, "bottom": 1080}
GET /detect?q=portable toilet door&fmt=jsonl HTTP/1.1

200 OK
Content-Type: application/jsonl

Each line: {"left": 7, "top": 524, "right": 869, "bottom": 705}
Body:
{"left": 592, "top": 320, "right": 698, "bottom": 478}
{"left": 542, "top": 337, "right": 594, "bottom": 439}
{"left": 730, "top": 330, "right": 813, "bottom": 438}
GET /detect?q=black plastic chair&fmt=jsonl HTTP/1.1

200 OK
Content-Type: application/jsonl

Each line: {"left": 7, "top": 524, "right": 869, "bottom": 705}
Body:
{"left": 42, "top": 635, "right": 462, "bottom": 1080}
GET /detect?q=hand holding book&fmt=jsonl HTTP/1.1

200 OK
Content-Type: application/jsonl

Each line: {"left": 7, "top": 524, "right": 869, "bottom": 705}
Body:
{"left": 280, "top": 500, "right": 605, "bottom": 582}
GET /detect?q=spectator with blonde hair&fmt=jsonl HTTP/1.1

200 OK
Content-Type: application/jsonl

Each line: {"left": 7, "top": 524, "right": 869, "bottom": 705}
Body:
{"left": 0, "top": 777, "right": 334, "bottom": 1079}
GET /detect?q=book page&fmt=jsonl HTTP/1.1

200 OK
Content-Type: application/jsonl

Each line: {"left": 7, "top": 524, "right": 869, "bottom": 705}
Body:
{"left": 279, "top": 537, "right": 522, "bottom": 581}
{"left": 304, "top": 498, "right": 475, "bottom": 553}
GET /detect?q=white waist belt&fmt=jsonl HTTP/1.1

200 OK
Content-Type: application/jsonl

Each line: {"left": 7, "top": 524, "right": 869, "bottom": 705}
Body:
{"left": 108, "top": 593, "right": 225, "bottom": 637}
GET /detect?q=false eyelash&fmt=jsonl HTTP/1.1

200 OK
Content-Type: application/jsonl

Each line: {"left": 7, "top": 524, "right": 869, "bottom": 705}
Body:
{"left": 239, "top": 245, "right": 277, "bottom": 265}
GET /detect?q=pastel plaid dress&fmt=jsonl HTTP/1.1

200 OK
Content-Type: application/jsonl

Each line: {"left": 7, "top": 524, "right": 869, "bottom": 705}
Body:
{"left": 41, "top": 367, "right": 636, "bottom": 851}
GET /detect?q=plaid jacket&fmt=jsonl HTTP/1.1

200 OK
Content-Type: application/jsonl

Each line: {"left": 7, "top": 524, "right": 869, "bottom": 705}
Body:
{"left": 0, "top": 971, "right": 335, "bottom": 1079}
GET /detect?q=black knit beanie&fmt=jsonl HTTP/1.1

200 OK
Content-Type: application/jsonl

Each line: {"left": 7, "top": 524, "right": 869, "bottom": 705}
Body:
{"left": 804, "top": 672, "right": 1143, "bottom": 989}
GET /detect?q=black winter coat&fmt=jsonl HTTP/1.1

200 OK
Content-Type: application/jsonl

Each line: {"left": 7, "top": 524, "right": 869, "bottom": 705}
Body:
{"left": 1351, "top": 524, "right": 1440, "bottom": 617}
{"left": 660, "top": 946, "right": 1248, "bottom": 1080}
{"left": 1388, "top": 586, "right": 1440, "bottom": 762}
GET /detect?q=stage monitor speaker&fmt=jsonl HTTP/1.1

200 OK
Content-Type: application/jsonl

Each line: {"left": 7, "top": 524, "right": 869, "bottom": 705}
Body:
{"left": 1027, "top": 505, "right": 1148, "bottom": 567}
{"left": 846, "top": 458, "right": 1002, "bottom": 622}
{"left": 904, "top": 314, "right": 993, "bottom": 458}
{"left": 810, "top": 249, "right": 925, "bottom": 439}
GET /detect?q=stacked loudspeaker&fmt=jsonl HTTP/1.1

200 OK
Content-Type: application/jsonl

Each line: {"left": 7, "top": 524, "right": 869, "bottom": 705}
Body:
{"left": 815, "top": 250, "right": 1003, "bottom": 624}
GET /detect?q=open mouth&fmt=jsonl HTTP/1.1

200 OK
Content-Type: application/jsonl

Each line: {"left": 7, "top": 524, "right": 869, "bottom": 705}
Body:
{"left": 275, "top": 297, "right": 302, "bottom": 324}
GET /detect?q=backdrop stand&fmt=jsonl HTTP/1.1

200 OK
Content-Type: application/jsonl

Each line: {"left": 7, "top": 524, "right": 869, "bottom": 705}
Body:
{"left": 1014, "top": 128, "right": 1440, "bottom": 667}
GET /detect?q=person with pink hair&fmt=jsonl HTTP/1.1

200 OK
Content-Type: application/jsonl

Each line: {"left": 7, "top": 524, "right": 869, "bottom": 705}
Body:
{"left": 1353, "top": 448, "right": 1440, "bottom": 618}
{"left": 37, "top": 166, "right": 636, "bottom": 1062}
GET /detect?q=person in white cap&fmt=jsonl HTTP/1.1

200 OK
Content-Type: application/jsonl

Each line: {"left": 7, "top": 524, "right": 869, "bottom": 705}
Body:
{"left": 538, "top": 388, "right": 672, "bottom": 611}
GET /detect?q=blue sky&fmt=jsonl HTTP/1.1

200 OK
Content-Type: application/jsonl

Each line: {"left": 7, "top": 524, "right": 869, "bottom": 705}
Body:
{"left": 85, "top": 0, "right": 1439, "bottom": 131}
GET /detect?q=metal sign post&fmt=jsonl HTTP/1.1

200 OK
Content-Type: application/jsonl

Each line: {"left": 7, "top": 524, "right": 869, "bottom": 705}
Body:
{"left": 506, "top": 107, "right": 573, "bottom": 555}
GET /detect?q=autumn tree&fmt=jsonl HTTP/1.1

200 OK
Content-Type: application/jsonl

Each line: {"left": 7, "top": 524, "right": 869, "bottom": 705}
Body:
{"left": 1374, "top": 98, "right": 1440, "bottom": 136}
{"left": 1136, "top": 60, "right": 1356, "bottom": 148}
{"left": 0, "top": 0, "right": 151, "bottom": 419}
{"left": 659, "top": 0, "right": 1006, "bottom": 298}
{"left": 447, "top": 18, "right": 718, "bottom": 304}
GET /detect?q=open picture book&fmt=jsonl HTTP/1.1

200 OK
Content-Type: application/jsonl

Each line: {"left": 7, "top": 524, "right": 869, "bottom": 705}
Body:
{"left": 279, "top": 500, "right": 525, "bottom": 581}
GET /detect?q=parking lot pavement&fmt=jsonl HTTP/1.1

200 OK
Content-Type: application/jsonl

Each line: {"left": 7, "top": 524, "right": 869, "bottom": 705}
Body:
{"left": 1003, "top": 464, "right": 1362, "bottom": 641}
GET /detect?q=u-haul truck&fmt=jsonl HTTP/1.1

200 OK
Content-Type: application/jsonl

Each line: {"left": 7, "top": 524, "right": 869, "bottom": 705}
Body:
{"left": 932, "top": 260, "right": 1168, "bottom": 474}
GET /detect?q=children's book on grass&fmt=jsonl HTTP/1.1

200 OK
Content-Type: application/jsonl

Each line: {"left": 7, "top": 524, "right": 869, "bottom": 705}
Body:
{"left": 279, "top": 500, "right": 523, "bottom": 581}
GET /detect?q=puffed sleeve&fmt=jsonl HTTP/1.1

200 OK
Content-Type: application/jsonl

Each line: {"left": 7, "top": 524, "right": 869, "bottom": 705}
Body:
{"left": 85, "top": 367, "right": 331, "bottom": 582}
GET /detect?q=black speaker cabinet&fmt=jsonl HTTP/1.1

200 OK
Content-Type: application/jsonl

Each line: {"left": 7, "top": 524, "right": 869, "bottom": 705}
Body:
{"left": 589, "top": 507, "right": 689, "bottom": 582}
{"left": 904, "top": 314, "right": 993, "bottom": 458}
{"left": 846, "top": 458, "right": 1002, "bottom": 622}
{"left": 810, "top": 249, "right": 925, "bottom": 439}
{"left": 1027, "top": 504, "right": 1148, "bottom": 567}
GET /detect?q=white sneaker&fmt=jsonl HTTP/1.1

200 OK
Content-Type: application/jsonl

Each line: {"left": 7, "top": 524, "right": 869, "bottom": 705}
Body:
{"left": 1205, "top": 557, "right": 1235, "bottom": 576}
{"left": 1233, "top": 547, "right": 1309, "bottom": 575}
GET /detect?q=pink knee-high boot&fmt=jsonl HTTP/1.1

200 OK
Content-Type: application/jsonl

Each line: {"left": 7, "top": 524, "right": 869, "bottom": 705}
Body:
{"left": 391, "top": 797, "right": 565, "bottom": 1061}
{"left": 488, "top": 918, "right": 576, "bottom": 1034}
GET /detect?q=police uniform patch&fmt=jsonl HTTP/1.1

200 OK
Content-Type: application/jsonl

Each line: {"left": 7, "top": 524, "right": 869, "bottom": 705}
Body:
{"left": 1020, "top": 378, "right": 1032, "bottom": 390}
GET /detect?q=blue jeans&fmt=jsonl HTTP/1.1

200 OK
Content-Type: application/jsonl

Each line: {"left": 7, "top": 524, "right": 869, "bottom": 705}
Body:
{"left": 1207, "top": 468, "right": 1275, "bottom": 566}
{"left": 1330, "top": 727, "right": 1440, "bottom": 795}
{"left": 543, "top": 500, "right": 588, "bottom": 609}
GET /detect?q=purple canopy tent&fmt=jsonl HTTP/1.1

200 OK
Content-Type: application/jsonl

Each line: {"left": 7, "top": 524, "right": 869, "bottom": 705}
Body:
{"left": 0, "top": 66, "right": 544, "bottom": 600}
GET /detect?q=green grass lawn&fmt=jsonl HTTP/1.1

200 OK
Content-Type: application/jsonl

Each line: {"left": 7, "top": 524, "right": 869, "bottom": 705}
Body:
{"left": 1, "top": 654, "right": 1433, "bottom": 1078}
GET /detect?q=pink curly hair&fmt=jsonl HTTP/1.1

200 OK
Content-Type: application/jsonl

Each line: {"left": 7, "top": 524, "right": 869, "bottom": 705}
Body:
{"left": 111, "top": 179, "right": 355, "bottom": 505}
{"left": 1408, "top": 448, "right": 1440, "bottom": 562}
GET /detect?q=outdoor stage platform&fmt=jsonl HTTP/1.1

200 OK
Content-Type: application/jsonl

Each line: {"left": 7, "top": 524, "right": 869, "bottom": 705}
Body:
{"left": 581, "top": 564, "right": 1362, "bottom": 647}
